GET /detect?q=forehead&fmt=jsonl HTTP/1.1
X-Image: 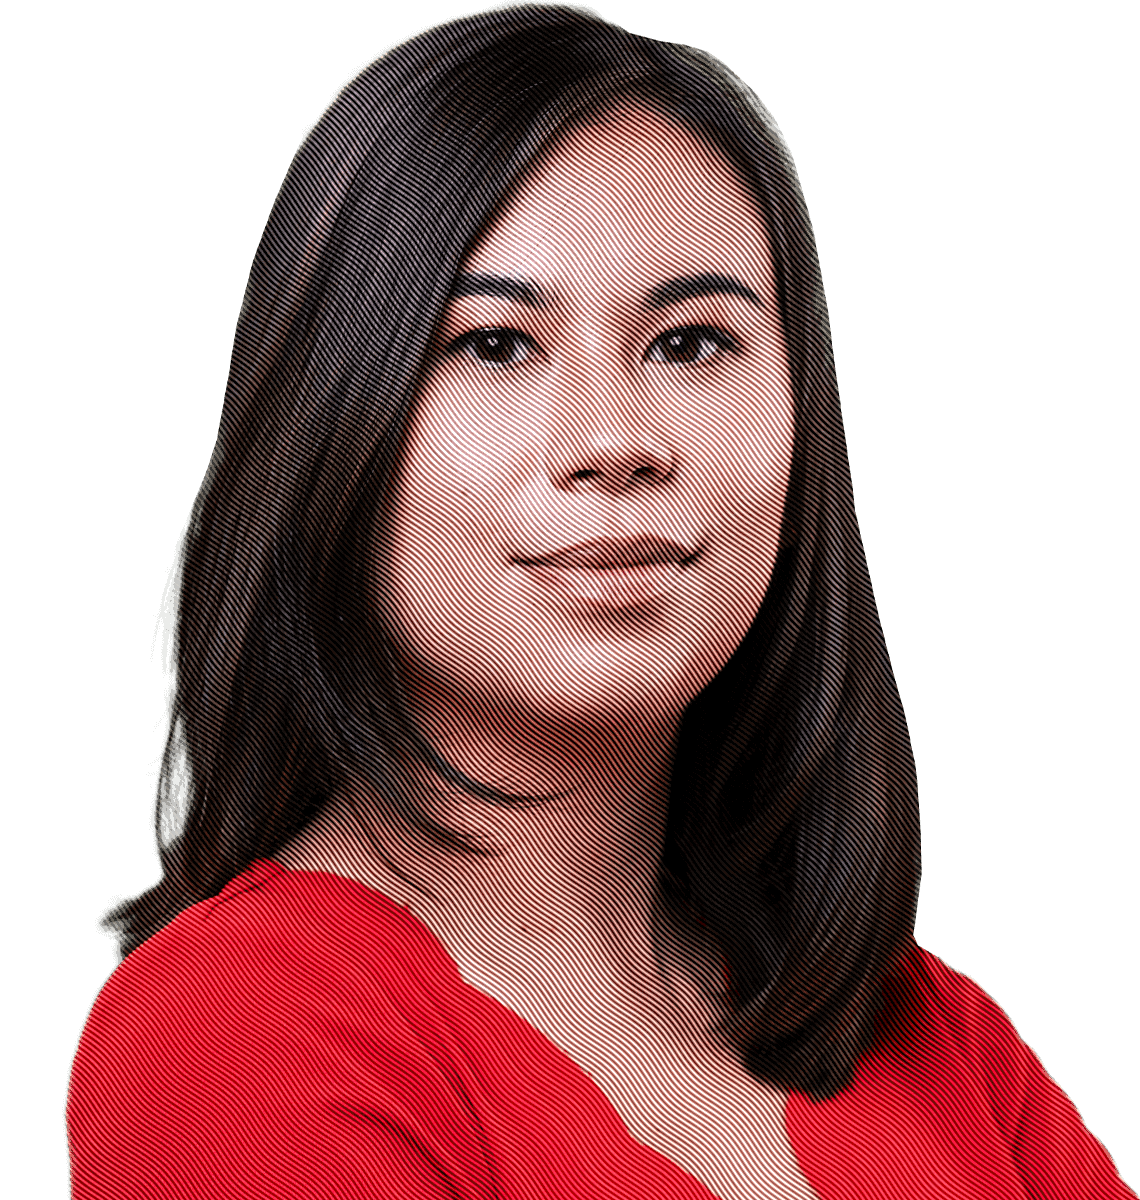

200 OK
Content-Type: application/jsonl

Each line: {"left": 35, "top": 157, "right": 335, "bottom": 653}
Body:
{"left": 463, "top": 105, "right": 774, "bottom": 286}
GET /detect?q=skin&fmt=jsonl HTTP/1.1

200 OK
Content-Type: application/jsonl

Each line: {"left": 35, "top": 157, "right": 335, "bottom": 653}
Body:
{"left": 279, "top": 104, "right": 796, "bottom": 1046}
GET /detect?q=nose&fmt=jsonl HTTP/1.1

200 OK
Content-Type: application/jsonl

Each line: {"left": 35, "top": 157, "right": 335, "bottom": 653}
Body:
{"left": 549, "top": 431, "right": 675, "bottom": 494}
{"left": 545, "top": 379, "right": 676, "bottom": 496}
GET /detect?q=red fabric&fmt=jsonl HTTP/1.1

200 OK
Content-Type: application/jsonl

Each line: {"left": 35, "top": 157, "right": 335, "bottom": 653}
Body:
{"left": 68, "top": 859, "right": 1134, "bottom": 1199}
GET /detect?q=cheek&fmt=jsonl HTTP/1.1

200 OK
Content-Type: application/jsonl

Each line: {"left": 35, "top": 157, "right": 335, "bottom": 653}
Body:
{"left": 688, "top": 368, "right": 794, "bottom": 636}
{"left": 375, "top": 386, "right": 528, "bottom": 674}
{"left": 387, "top": 383, "right": 522, "bottom": 551}
{"left": 693, "top": 355, "right": 795, "bottom": 529}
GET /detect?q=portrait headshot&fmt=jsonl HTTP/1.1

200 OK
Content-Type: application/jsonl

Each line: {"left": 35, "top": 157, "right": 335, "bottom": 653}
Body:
{"left": 5, "top": 1, "right": 1136, "bottom": 1196}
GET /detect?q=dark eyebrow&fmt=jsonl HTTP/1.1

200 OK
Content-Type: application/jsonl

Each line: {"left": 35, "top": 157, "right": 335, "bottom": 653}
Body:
{"left": 448, "top": 269, "right": 762, "bottom": 312}
{"left": 643, "top": 272, "right": 763, "bottom": 311}
{"left": 449, "top": 272, "right": 545, "bottom": 308}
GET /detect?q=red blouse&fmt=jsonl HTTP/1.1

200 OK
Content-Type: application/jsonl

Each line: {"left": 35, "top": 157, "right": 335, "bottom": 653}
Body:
{"left": 67, "top": 859, "right": 1133, "bottom": 1198}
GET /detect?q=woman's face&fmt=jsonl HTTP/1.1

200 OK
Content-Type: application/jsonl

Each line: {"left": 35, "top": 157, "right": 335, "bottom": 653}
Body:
{"left": 377, "top": 105, "right": 795, "bottom": 762}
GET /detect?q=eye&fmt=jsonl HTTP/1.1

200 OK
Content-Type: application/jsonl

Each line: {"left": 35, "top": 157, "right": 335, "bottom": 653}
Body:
{"left": 646, "top": 325, "right": 737, "bottom": 365}
{"left": 454, "top": 328, "right": 534, "bottom": 366}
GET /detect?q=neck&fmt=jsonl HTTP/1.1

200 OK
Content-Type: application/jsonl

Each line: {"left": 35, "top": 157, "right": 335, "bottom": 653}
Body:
{"left": 281, "top": 703, "right": 708, "bottom": 1013}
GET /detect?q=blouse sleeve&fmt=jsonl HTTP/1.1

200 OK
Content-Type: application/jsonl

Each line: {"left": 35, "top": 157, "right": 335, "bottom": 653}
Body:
{"left": 918, "top": 949, "right": 1136, "bottom": 1199}
{"left": 66, "top": 925, "right": 499, "bottom": 1200}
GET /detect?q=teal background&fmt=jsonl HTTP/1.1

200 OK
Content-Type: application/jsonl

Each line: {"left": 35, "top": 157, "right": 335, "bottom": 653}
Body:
{"left": 5, "top": 2, "right": 1135, "bottom": 1192}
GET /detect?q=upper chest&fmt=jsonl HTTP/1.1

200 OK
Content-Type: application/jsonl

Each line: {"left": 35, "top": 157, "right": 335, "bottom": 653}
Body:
{"left": 463, "top": 969, "right": 821, "bottom": 1200}
{"left": 271, "top": 842, "right": 820, "bottom": 1198}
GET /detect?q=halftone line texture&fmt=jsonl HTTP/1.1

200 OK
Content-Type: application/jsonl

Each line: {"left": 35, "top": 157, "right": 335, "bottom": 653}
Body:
{"left": 71, "top": 4, "right": 1134, "bottom": 1196}
{"left": 102, "top": 1, "right": 920, "bottom": 1100}
{"left": 69, "top": 861, "right": 1135, "bottom": 1198}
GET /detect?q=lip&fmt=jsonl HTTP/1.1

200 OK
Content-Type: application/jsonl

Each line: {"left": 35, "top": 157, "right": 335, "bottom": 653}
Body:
{"left": 517, "top": 534, "right": 696, "bottom": 571}
{"left": 515, "top": 535, "right": 696, "bottom": 612}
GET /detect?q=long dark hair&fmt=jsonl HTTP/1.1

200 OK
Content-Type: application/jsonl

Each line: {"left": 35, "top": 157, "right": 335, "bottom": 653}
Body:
{"left": 105, "top": 4, "right": 920, "bottom": 1100}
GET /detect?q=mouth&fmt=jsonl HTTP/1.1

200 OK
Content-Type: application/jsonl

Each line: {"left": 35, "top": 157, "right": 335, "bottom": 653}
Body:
{"left": 515, "top": 535, "right": 697, "bottom": 612}
{"left": 516, "top": 534, "right": 696, "bottom": 571}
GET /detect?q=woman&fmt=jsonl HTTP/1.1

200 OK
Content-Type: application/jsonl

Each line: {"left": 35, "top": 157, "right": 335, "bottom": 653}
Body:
{"left": 66, "top": 6, "right": 1133, "bottom": 1198}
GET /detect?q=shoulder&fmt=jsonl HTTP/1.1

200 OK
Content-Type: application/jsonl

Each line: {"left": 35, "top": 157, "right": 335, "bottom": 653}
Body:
{"left": 68, "top": 860, "right": 496, "bottom": 1198}
{"left": 74, "top": 859, "right": 456, "bottom": 1057}
{"left": 876, "top": 942, "right": 1133, "bottom": 1195}
{"left": 877, "top": 942, "right": 1031, "bottom": 1089}
{"left": 788, "top": 942, "right": 1134, "bottom": 1198}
